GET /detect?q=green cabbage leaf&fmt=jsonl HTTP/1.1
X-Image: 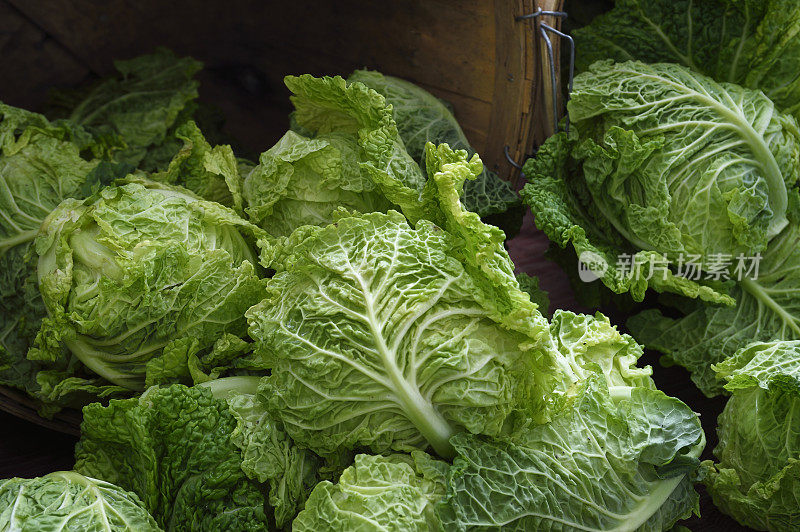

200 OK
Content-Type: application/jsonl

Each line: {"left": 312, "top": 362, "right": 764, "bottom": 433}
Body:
{"left": 573, "top": 0, "right": 800, "bottom": 121}
{"left": 347, "top": 69, "right": 522, "bottom": 235}
{"left": 75, "top": 380, "right": 323, "bottom": 530}
{"left": 59, "top": 48, "right": 201, "bottom": 171}
{"left": 702, "top": 341, "right": 800, "bottom": 531}
{"left": 628, "top": 196, "right": 800, "bottom": 396}
{"left": 437, "top": 375, "right": 705, "bottom": 531}
{"left": 294, "top": 452, "right": 448, "bottom": 532}
{"left": 0, "top": 471, "right": 161, "bottom": 531}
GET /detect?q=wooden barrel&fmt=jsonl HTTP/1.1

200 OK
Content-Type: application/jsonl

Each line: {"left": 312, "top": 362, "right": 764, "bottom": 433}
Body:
{"left": 0, "top": 0, "right": 565, "bottom": 433}
{"left": 0, "top": 387, "right": 82, "bottom": 436}
{"left": 0, "top": 0, "right": 565, "bottom": 177}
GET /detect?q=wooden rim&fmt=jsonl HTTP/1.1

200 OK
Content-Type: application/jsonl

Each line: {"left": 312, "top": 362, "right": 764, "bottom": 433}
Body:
{"left": 0, "top": 386, "right": 81, "bottom": 436}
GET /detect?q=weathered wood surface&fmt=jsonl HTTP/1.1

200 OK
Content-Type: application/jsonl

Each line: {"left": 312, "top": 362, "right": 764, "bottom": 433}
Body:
{"left": 3, "top": 0, "right": 544, "bottom": 178}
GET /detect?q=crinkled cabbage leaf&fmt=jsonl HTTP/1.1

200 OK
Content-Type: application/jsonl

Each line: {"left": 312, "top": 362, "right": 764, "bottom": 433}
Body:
{"left": 0, "top": 471, "right": 161, "bottom": 531}
{"left": 151, "top": 120, "right": 244, "bottom": 211}
{"left": 294, "top": 452, "right": 448, "bottom": 532}
{"left": 242, "top": 74, "right": 420, "bottom": 237}
{"left": 515, "top": 272, "right": 550, "bottom": 316}
{"left": 436, "top": 375, "right": 705, "bottom": 531}
{"left": 75, "top": 381, "right": 322, "bottom": 530}
{"left": 628, "top": 196, "right": 800, "bottom": 396}
{"left": 521, "top": 132, "right": 735, "bottom": 305}
{"left": 544, "top": 309, "right": 654, "bottom": 396}
{"left": 57, "top": 48, "right": 201, "bottom": 171}
{"left": 574, "top": 0, "right": 800, "bottom": 121}
{"left": 347, "top": 69, "right": 522, "bottom": 234}
{"left": 702, "top": 341, "right": 800, "bottom": 530}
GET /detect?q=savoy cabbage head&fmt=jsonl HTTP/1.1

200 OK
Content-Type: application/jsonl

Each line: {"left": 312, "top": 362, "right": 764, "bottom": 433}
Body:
{"left": 0, "top": 471, "right": 161, "bottom": 531}
{"left": 243, "top": 126, "right": 392, "bottom": 237}
{"left": 522, "top": 60, "right": 800, "bottom": 304}
{"left": 0, "top": 103, "right": 132, "bottom": 412}
{"left": 569, "top": 60, "right": 799, "bottom": 260}
{"left": 243, "top": 73, "right": 522, "bottom": 239}
{"left": 32, "top": 179, "right": 265, "bottom": 393}
{"left": 247, "top": 145, "right": 550, "bottom": 459}
{"left": 573, "top": 0, "right": 800, "bottom": 122}
{"left": 702, "top": 341, "right": 800, "bottom": 531}
{"left": 242, "top": 74, "right": 420, "bottom": 237}
{"left": 285, "top": 304, "right": 701, "bottom": 531}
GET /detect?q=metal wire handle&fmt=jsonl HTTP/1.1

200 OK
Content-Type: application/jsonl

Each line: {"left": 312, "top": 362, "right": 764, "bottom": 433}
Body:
{"left": 505, "top": 7, "right": 574, "bottom": 173}
{"left": 540, "top": 22, "right": 574, "bottom": 134}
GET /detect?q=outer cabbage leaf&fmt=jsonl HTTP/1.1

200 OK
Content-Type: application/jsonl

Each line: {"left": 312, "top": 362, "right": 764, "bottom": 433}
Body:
{"left": 568, "top": 61, "right": 800, "bottom": 262}
{"left": 63, "top": 48, "right": 201, "bottom": 170}
{"left": 714, "top": 341, "right": 800, "bottom": 391}
{"left": 436, "top": 375, "right": 705, "bottom": 531}
{"left": 419, "top": 143, "right": 537, "bottom": 320}
{"left": 515, "top": 273, "right": 550, "bottom": 316}
{"left": 0, "top": 471, "right": 161, "bottom": 531}
{"left": 32, "top": 180, "right": 265, "bottom": 391}
{"left": 75, "top": 382, "right": 322, "bottom": 530}
{"left": 287, "top": 74, "right": 425, "bottom": 191}
{"left": 573, "top": 0, "right": 800, "bottom": 120}
{"left": 545, "top": 310, "right": 654, "bottom": 394}
{"left": 243, "top": 129, "right": 391, "bottom": 237}
{"left": 293, "top": 452, "right": 448, "bottom": 532}
{"left": 347, "top": 69, "right": 522, "bottom": 233}
{"left": 151, "top": 121, "right": 243, "bottom": 211}
{"left": 702, "top": 341, "right": 800, "bottom": 531}
{"left": 347, "top": 70, "right": 469, "bottom": 168}
{"left": 247, "top": 210, "right": 548, "bottom": 460}
{"left": 628, "top": 199, "right": 800, "bottom": 396}
{"left": 200, "top": 377, "right": 323, "bottom": 528}
{"left": 0, "top": 103, "right": 131, "bottom": 410}
{"left": 521, "top": 133, "right": 734, "bottom": 304}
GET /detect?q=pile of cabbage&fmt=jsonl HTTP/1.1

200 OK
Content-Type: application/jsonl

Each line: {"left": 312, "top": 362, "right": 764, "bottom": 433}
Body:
{"left": 521, "top": 1, "right": 800, "bottom": 530}
{"left": 0, "top": 50, "right": 710, "bottom": 531}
